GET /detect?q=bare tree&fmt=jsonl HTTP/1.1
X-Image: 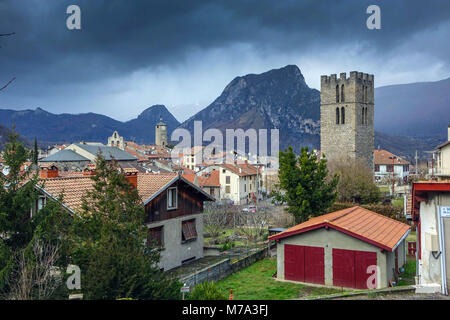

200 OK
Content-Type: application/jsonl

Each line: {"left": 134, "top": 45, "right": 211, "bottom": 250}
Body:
{"left": 0, "top": 32, "right": 16, "bottom": 92}
{"left": 236, "top": 208, "right": 271, "bottom": 248}
{"left": 203, "top": 202, "right": 232, "bottom": 244}
{"left": 8, "top": 240, "right": 62, "bottom": 300}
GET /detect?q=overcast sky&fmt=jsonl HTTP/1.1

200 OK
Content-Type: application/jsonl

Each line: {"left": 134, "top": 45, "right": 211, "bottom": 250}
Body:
{"left": 0, "top": 0, "right": 449, "bottom": 122}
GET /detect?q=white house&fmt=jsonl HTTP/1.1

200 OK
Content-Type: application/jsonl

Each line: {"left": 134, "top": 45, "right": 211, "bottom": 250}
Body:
{"left": 374, "top": 149, "right": 410, "bottom": 182}
{"left": 199, "top": 162, "right": 261, "bottom": 205}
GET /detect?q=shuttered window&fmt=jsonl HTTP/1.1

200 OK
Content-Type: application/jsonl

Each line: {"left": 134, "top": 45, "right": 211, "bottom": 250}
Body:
{"left": 148, "top": 226, "right": 164, "bottom": 247}
{"left": 182, "top": 219, "right": 197, "bottom": 242}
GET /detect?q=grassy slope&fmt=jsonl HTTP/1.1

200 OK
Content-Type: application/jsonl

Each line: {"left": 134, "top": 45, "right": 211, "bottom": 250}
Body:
{"left": 216, "top": 258, "right": 342, "bottom": 300}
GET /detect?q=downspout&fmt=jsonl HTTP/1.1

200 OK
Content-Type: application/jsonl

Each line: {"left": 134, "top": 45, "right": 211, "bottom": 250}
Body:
{"left": 437, "top": 205, "right": 448, "bottom": 295}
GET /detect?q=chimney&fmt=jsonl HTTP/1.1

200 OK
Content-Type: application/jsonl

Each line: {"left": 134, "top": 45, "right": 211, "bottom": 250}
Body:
{"left": 448, "top": 125, "right": 450, "bottom": 141}
{"left": 40, "top": 165, "right": 59, "bottom": 179}
{"left": 83, "top": 163, "right": 96, "bottom": 176}
{"left": 125, "top": 169, "right": 138, "bottom": 188}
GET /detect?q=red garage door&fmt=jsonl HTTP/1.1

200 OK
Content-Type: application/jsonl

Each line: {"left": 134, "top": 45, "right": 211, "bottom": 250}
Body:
{"left": 332, "top": 248, "right": 377, "bottom": 289}
{"left": 285, "top": 245, "right": 324, "bottom": 284}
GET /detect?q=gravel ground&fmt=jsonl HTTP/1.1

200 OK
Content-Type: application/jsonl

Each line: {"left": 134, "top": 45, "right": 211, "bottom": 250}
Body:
{"left": 336, "top": 292, "right": 450, "bottom": 300}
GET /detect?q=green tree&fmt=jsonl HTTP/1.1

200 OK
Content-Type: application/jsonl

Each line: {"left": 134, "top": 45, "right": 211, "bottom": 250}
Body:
{"left": 68, "top": 154, "right": 181, "bottom": 300}
{"left": 274, "top": 146, "right": 339, "bottom": 224}
{"left": 0, "top": 131, "right": 37, "bottom": 250}
{"left": 33, "top": 137, "right": 38, "bottom": 165}
{"left": 0, "top": 132, "right": 69, "bottom": 299}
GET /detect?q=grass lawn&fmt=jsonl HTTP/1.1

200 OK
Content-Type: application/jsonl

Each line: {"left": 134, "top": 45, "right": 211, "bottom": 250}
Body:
{"left": 397, "top": 257, "right": 416, "bottom": 286}
{"left": 216, "top": 258, "right": 343, "bottom": 300}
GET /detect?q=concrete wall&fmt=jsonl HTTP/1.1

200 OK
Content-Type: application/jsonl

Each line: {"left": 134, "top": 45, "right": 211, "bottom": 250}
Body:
{"left": 147, "top": 212, "right": 204, "bottom": 271}
{"left": 418, "top": 192, "right": 450, "bottom": 289}
{"left": 180, "top": 248, "right": 268, "bottom": 287}
{"left": 276, "top": 228, "right": 399, "bottom": 289}
{"left": 320, "top": 72, "right": 374, "bottom": 170}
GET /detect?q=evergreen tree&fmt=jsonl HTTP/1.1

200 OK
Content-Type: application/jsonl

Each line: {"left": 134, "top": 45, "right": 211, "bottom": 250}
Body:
{"left": 0, "top": 132, "right": 69, "bottom": 298}
{"left": 274, "top": 146, "right": 339, "bottom": 224}
{"left": 33, "top": 137, "right": 38, "bottom": 165}
{"left": 68, "top": 154, "right": 181, "bottom": 300}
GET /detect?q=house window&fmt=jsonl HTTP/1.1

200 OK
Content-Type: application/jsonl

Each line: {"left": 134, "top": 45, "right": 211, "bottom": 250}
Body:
{"left": 403, "top": 165, "right": 409, "bottom": 172}
{"left": 37, "top": 196, "right": 46, "bottom": 212}
{"left": 336, "top": 108, "right": 340, "bottom": 125}
{"left": 341, "top": 107, "right": 345, "bottom": 124}
{"left": 374, "top": 165, "right": 380, "bottom": 172}
{"left": 244, "top": 184, "right": 246, "bottom": 192}
{"left": 210, "top": 188, "right": 215, "bottom": 196}
{"left": 222, "top": 169, "right": 226, "bottom": 173}
{"left": 167, "top": 187, "right": 177, "bottom": 210}
{"left": 250, "top": 184, "right": 252, "bottom": 191}
{"left": 148, "top": 226, "right": 164, "bottom": 247}
{"left": 225, "top": 186, "right": 231, "bottom": 194}
{"left": 182, "top": 219, "right": 197, "bottom": 242}
{"left": 387, "top": 165, "right": 394, "bottom": 172}
{"left": 226, "top": 176, "right": 230, "bottom": 184}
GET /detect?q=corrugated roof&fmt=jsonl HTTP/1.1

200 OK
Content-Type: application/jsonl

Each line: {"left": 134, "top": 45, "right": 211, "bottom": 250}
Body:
{"left": 74, "top": 143, "right": 137, "bottom": 161}
{"left": 41, "top": 149, "right": 90, "bottom": 162}
{"left": 269, "top": 206, "right": 410, "bottom": 251}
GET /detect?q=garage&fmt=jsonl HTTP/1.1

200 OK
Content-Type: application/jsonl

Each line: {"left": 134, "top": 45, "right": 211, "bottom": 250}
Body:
{"left": 269, "top": 206, "right": 411, "bottom": 289}
{"left": 284, "top": 245, "right": 324, "bottom": 284}
{"left": 332, "top": 248, "right": 377, "bottom": 289}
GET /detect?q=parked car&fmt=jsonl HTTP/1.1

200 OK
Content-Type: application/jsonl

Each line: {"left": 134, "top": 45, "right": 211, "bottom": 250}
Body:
{"left": 242, "top": 205, "right": 256, "bottom": 213}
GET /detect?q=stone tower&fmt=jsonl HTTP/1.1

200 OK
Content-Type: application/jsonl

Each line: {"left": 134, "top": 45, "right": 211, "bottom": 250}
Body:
{"left": 320, "top": 71, "right": 374, "bottom": 169}
{"left": 155, "top": 117, "right": 168, "bottom": 147}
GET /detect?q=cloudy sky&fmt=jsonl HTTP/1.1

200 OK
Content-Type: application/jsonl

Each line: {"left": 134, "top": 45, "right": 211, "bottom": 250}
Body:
{"left": 0, "top": 0, "right": 449, "bottom": 122}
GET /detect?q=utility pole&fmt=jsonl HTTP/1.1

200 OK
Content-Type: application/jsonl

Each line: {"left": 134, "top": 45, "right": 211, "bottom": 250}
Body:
{"left": 415, "top": 150, "right": 418, "bottom": 175}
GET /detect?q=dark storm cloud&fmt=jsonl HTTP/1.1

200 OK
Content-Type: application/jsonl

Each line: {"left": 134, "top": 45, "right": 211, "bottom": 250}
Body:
{"left": 0, "top": 0, "right": 449, "bottom": 119}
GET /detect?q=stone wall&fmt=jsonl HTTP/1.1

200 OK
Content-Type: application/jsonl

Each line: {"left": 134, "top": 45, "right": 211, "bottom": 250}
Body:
{"left": 320, "top": 72, "right": 374, "bottom": 170}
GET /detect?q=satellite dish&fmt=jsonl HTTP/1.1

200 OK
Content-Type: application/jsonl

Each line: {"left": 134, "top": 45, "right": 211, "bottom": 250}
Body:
{"left": 2, "top": 166, "right": 10, "bottom": 176}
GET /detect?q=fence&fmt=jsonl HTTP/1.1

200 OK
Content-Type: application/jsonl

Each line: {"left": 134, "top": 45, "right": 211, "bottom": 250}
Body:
{"left": 179, "top": 247, "right": 268, "bottom": 287}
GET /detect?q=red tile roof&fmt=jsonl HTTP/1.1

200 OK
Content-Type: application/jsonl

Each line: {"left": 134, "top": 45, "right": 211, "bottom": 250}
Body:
{"left": 269, "top": 206, "right": 410, "bottom": 251}
{"left": 39, "top": 173, "right": 178, "bottom": 214}
{"left": 198, "top": 170, "right": 220, "bottom": 187}
{"left": 374, "top": 149, "right": 410, "bottom": 165}
{"left": 217, "top": 163, "right": 258, "bottom": 177}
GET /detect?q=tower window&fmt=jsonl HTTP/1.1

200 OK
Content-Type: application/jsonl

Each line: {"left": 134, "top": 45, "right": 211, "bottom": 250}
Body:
{"left": 362, "top": 86, "right": 365, "bottom": 102}
{"left": 341, "top": 107, "right": 345, "bottom": 124}
{"left": 336, "top": 107, "right": 340, "bottom": 125}
{"left": 336, "top": 85, "right": 339, "bottom": 103}
{"left": 341, "top": 84, "right": 345, "bottom": 102}
{"left": 365, "top": 107, "right": 368, "bottom": 125}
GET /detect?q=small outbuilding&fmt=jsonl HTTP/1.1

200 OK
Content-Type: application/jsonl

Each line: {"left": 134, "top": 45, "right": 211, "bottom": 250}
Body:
{"left": 269, "top": 206, "right": 411, "bottom": 289}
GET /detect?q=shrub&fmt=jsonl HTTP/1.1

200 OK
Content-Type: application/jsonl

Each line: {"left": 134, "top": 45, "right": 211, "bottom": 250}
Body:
{"left": 189, "top": 281, "right": 227, "bottom": 300}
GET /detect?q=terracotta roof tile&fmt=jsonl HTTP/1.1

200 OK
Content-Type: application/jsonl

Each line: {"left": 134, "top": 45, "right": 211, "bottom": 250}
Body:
{"left": 269, "top": 206, "right": 410, "bottom": 251}
{"left": 374, "top": 149, "right": 410, "bottom": 165}
{"left": 40, "top": 173, "right": 178, "bottom": 213}
{"left": 137, "top": 173, "right": 177, "bottom": 202}
{"left": 198, "top": 170, "right": 220, "bottom": 187}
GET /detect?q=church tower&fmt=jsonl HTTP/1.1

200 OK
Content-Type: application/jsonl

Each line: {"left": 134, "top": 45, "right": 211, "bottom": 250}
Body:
{"left": 155, "top": 117, "right": 168, "bottom": 147}
{"left": 320, "top": 72, "right": 374, "bottom": 170}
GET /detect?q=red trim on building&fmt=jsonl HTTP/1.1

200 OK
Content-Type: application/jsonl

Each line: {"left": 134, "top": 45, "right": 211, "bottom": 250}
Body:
{"left": 270, "top": 222, "right": 392, "bottom": 252}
